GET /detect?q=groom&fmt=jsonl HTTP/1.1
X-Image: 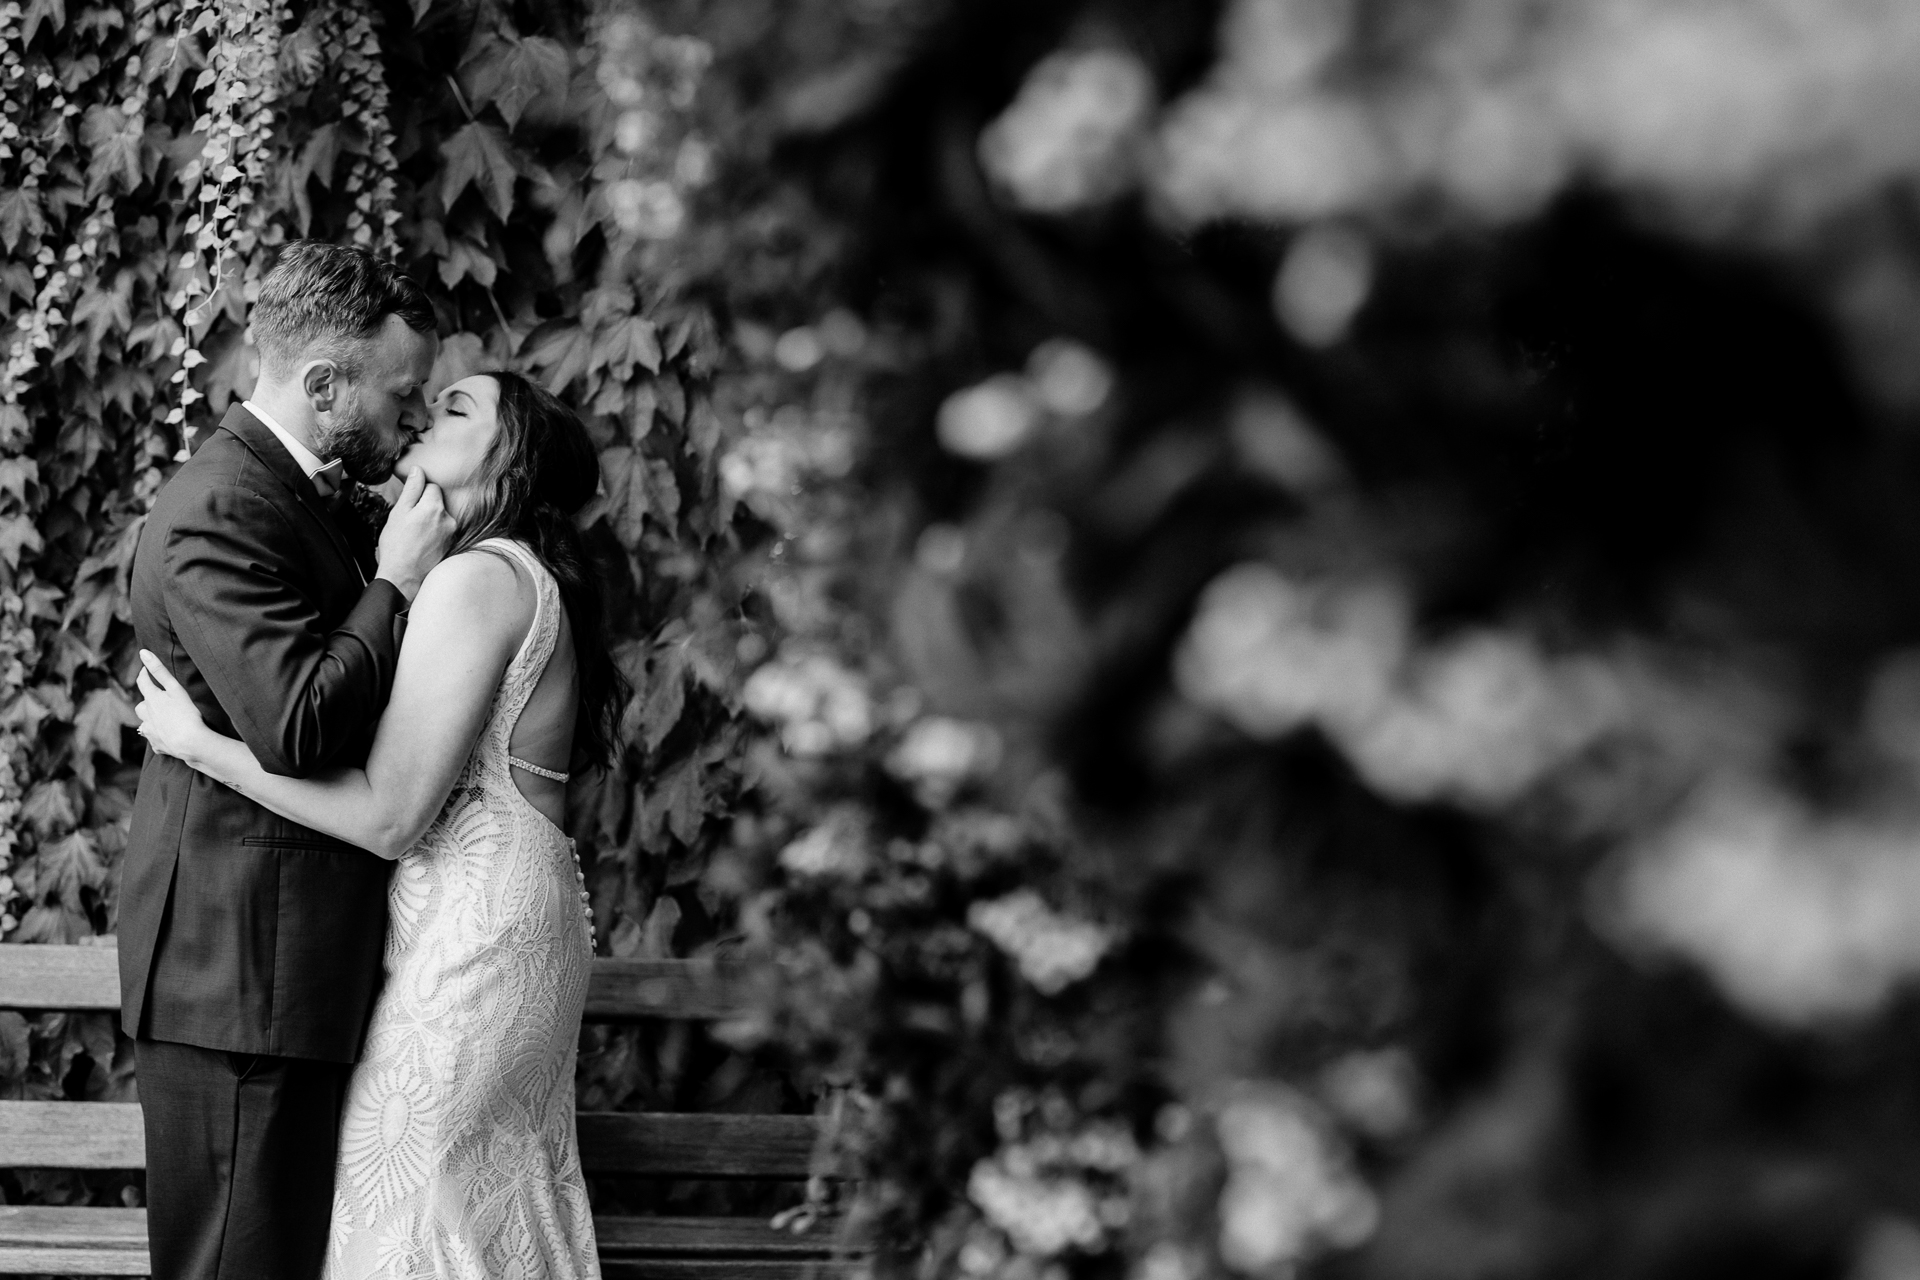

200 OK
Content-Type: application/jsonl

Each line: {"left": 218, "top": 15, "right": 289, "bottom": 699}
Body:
{"left": 120, "top": 242, "right": 455, "bottom": 1280}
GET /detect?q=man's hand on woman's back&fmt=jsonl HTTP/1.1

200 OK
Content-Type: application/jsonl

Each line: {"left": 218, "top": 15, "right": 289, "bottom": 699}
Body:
{"left": 376, "top": 469, "right": 457, "bottom": 601}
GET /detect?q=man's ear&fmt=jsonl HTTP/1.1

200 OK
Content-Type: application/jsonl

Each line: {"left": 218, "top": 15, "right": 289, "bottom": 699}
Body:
{"left": 301, "top": 359, "right": 340, "bottom": 412}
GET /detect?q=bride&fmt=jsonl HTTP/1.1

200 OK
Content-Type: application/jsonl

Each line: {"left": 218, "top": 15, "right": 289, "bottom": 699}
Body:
{"left": 133, "top": 370, "right": 625, "bottom": 1280}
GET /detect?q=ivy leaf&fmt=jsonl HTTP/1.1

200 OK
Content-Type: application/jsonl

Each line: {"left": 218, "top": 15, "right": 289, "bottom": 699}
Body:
{"left": 429, "top": 332, "right": 488, "bottom": 394}
{"left": 301, "top": 123, "right": 348, "bottom": 188}
{"left": 523, "top": 320, "right": 593, "bottom": 395}
{"left": 73, "top": 5, "right": 121, "bottom": 38}
{"left": 638, "top": 894, "right": 681, "bottom": 959}
{"left": 81, "top": 105, "right": 144, "bottom": 198}
{"left": 592, "top": 314, "right": 663, "bottom": 383}
{"left": 20, "top": 0, "right": 65, "bottom": 46}
{"left": 288, "top": 123, "right": 350, "bottom": 231}
{"left": 0, "top": 516, "right": 44, "bottom": 568}
{"left": 644, "top": 457, "right": 681, "bottom": 529}
{"left": 437, "top": 236, "right": 498, "bottom": 289}
{"left": 0, "top": 188, "right": 45, "bottom": 253}
{"left": 0, "top": 1013, "right": 28, "bottom": 1092}
{"left": 687, "top": 398, "right": 723, "bottom": 468}
{"left": 73, "top": 684, "right": 139, "bottom": 765}
{"left": 0, "top": 457, "right": 36, "bottom": 506}
{"left": 20, "top": 780, "right": 78, "bottom": 841}
{"left": 597, "top": 445, "right": 649, "bottom": 547}
{"left": 439, "top": 121, "right": 518, "bottom": 222}
{"left": 638, "top": 641, "right": 689, "bottom": 754}
{"left": 34, "top": 830, "right": 106, "bottom": 903}
{"left": 1, "top": 261, "right": 34, "bottom": 305}
{"left": 639, "top": 751, "right": 710, "bottom": 848}
{"left": 462, "top": 33, "right": 571, "bottom": 131}
{"left": 10, "top": 903, "right": 91, "bottom": 946}
{"left": 70, "top": 279, "right": 132, "bottom": 351}
{"left": 204, "top": 334, "right": 259, "bottom": 414}
{"left": 655, "top": 372, "right": 686, "bottom": 426}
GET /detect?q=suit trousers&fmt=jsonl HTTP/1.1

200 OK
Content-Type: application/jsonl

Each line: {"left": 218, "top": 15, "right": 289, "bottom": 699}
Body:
{"left": 136, "top": 1038, "right": 351, "bottom": 1280}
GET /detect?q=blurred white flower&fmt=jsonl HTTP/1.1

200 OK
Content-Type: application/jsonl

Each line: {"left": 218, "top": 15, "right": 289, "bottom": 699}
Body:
{"left": 779, "top": 806, "right": 872, "bottom": 879}
{"left": 1853, "top": 1217, "right": 1920, "bottom": 1280}
{"left": 817, "top": 308, "right": 868, "bottom": 358}
{"left": 967, "top": 1117, "right": 1138, "bottom": 1258}
{"left": 607, "top": 179, "right": 684, "bottom": 238}
{"left": 673, "top": 137, "right": 714, "bottom": 186}
{"left": 1027, "top": 339, "right": 1114, "bottom": 417}
{"left": 1865, "top": 648, "right": 1920, "bottom": 776}
{"left": 1611, "top": 779, "right": 1920, "bottom": 1025}
{"left": 1173, "top": 563, "right": 1409, "bottom": 739}
{"left": 742, "top": 651, "right": 874, "bottom": 756}
{"left": 1318, "top": 1047, "right": 1420, "bottom": 1140}
{"left": 774, "top": 326, "right": 824, "bottom": 372}
{"left": 938, "top": 374, "right": 1043, "bottom": 460}
{"left": 1156, "top": 93, "right": 1391, "bottom": 225}
{"left": 1272, "top": 223, "right": 1373, "bottom": 347}
{"left": 1176, "top": 565, "right": 1628, "bottom": 810}
{"left": 1218, "top": 0, "right": 1353, "bottom": 94}
{"left": 969, "top": 890, "right": 1114, "bottom": 995}
{"left": 1151, "top": 0, "right": 1920, "bottom": 231}
{"left": 1215, "top": 1086, "right": 1378, "bottom": 1272}
{"left": 979, "top": 48, "right": 1156, "bottom": 213}
{"left": 719, "top": 412, "right": 857, "bottom": 509}
{"left": 614, "top": 109, "right": 654, "bottom": 154}
{"left": 1228, "top": 390, "right": 1346, "bottom": 494}
{"left": 720, "top": 433, "right": 806, "bottom": 500}
{"left": 969, "top": 1159, "right": 1107, "bottom": 1256}
{"left": 1338, "top": 633, "right": 1625, "bottom": 808}
{"left": 915, "top": 523, "right": 968, "bottom": 575}
{"left": 1135, "top": 1242, "right": 1206, "bottom": 1280}
{"left": 888, "top": 716, "right": 1003, "bottom": 807}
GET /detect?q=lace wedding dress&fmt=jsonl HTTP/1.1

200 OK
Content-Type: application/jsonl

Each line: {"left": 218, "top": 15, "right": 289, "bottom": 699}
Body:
{"left": 324, "top": 538, "right": 601, "bottom": 1280}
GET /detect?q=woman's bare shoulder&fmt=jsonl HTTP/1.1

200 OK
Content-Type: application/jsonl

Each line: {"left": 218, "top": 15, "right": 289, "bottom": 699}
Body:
{"left": 410, "top": 546, "right": 535, "bottom": 644}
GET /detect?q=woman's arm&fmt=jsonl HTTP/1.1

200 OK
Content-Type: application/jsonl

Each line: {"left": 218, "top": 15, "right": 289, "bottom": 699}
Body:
{"left": 137, "top": 550, "right": 532, "bottom": 858}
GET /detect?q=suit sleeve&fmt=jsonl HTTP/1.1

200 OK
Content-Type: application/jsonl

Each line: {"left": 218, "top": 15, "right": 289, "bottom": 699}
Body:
{"left": 164, "top": 483, "right": 408, "bottom": 778}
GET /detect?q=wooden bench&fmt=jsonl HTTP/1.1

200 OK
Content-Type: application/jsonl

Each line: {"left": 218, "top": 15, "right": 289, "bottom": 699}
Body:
{"left": 0, "top": 943, "right": 860, "bottom": 1278}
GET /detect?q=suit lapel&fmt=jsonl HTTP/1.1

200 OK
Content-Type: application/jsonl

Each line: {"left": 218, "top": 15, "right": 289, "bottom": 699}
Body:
{"left": 216, "top": 405, "right": 366, "bottom": 587}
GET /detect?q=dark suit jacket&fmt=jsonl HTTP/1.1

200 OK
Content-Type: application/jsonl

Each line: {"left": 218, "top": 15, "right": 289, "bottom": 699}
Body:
{"left": 119, "top": 405, "right": 407, "bottom": 1062}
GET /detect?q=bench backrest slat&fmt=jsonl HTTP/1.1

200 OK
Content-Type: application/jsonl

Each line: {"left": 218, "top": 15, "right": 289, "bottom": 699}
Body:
{"left": 0, "top": 946, "right": 752, "bottom": 1021}
{"left": 0, "top": 946, "right": 118, "bottom": 1012}
{"left": 0, "top": 1101, "right": 821, "bottom": 1180}
{"left": 577, "top": 1113, "right": 821, "bottom": 1179}
{"left": 0, "top": 1101, "right": 143, "bottom": 1169}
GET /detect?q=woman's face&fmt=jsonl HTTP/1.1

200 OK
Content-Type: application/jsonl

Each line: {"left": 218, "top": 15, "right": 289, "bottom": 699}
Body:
{"left": 397, "top": 374, "right": 502, "bottom": 510}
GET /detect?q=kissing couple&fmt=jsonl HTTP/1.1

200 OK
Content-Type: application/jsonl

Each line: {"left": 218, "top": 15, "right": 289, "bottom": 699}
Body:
{"left": 119, "top": 240, "right": 624, "bottom": 1280}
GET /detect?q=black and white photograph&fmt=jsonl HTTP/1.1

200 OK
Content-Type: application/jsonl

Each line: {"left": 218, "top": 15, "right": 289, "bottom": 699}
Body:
{"left": 8, "top": 2, "right": 1920, "bottom": 1279}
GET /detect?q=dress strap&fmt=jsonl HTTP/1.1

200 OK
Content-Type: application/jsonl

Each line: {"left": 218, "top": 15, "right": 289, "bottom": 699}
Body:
{"left": 474, "top": 537, "right": 548, "bottom": 674}
{"left": 507, "top": 755, "right": 570, "bottom": 782}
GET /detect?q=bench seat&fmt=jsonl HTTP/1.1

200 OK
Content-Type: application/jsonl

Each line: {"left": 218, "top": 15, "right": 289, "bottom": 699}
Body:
{"left": 0, "top": 1206, "right": 852, "bottom": 1277}
{"left": 0, "top": 945, "right": 862, "bottom": 1278}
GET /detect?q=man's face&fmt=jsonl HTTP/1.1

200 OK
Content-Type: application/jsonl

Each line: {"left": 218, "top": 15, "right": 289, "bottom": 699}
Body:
{"left": 317, "top": 314, "right": 438, "bottom": 485}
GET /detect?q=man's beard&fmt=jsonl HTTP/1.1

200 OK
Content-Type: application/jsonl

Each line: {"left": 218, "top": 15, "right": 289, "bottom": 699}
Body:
{"left": 314, "top": 394, "right": 405, "bottom": 486}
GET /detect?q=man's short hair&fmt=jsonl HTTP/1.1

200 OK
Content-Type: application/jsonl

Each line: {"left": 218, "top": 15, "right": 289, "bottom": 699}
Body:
{"left": 252, "top": 241, "right": 436, "bottom": 381}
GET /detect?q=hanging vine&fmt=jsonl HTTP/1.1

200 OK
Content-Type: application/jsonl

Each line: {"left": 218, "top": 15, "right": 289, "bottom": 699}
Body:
{"left": 165, "top": 0, "right": 287, "bottom": 457}
{"left": 330, "top": 1, "right": 400, "bottom": 255}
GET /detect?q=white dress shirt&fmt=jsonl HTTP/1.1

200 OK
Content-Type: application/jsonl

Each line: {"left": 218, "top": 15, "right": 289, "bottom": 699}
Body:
{"left": 242, "top": 400, "right": 332, "bottom": 481}
{"left": 243, "top": 399, "right": 362, "bottom": 582}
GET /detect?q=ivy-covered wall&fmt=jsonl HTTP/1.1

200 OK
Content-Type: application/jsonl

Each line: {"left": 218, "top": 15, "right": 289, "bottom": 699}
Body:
{"left": 0, "top": 0, "right": 813, "bottom": 1201}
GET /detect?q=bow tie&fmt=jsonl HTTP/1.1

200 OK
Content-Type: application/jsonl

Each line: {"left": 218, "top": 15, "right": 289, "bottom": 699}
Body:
{"left": 309, "top": 458, "right": 347, "bottom": 499}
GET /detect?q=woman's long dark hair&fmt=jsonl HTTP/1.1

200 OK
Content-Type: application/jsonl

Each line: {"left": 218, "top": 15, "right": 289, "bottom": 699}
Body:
{"left": 451, "top": 370, "right": 627, "bottom": 771}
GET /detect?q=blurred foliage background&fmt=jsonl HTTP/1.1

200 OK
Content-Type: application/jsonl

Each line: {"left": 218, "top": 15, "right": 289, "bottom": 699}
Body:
{"left": 13, "top": 0, "right": 1920, "bottom": 1277}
